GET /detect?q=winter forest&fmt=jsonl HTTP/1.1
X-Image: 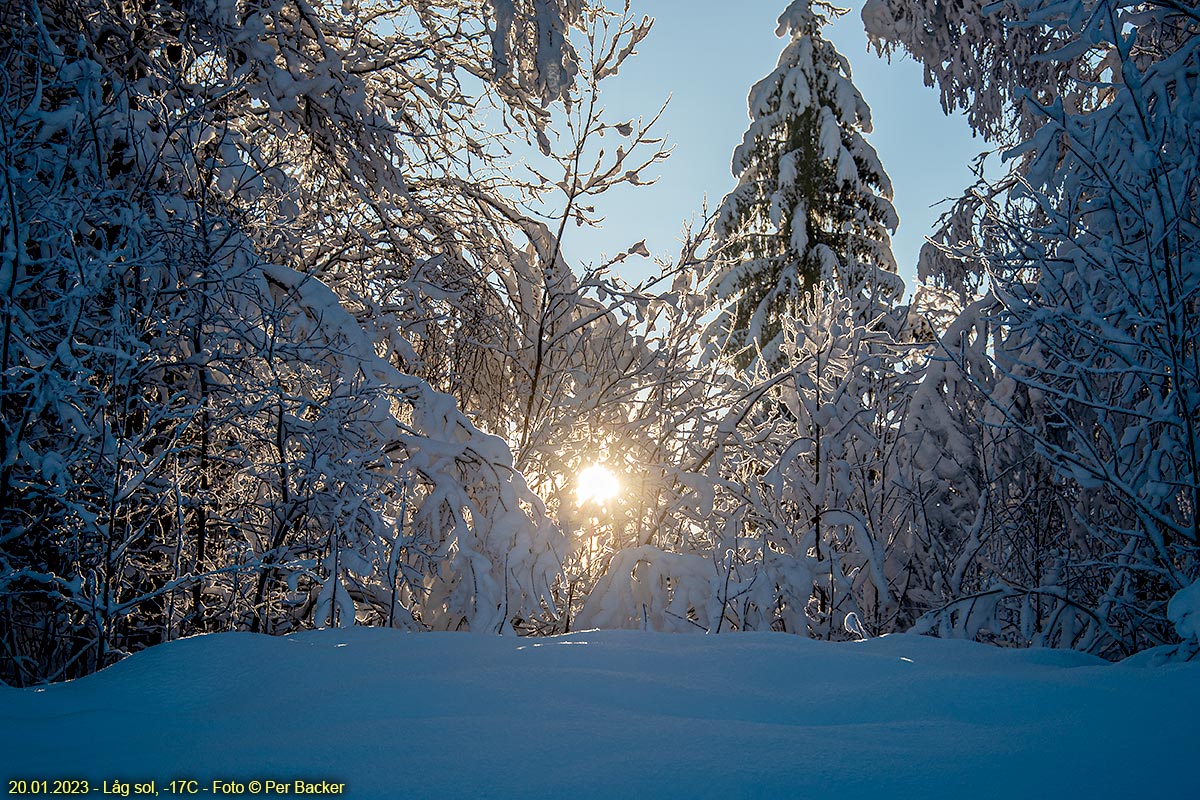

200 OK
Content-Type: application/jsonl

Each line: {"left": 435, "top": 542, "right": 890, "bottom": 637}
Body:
{"left": 1, "top": 0, "right": 1198, "bottom": 690}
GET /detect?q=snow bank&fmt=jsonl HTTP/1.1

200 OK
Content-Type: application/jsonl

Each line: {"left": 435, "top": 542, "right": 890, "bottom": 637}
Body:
{"left": 1169, "top": 579, "right": 1200, "bottom": 644}
{"left": 1, "top": 630, "right": 1196, "bottom": 799}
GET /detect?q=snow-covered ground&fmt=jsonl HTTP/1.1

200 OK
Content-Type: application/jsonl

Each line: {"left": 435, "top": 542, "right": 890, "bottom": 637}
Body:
{"left": 2, "top": 630, "right": 1196, "bottom": 799}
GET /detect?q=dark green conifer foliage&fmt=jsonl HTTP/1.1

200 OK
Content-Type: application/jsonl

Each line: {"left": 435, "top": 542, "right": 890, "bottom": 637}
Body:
{"left": 711, "top": 1, "right": 900, "bottom": 369}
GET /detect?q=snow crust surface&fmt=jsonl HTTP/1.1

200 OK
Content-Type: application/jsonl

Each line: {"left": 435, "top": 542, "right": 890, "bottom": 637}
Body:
{"left": 2, "top": 630, "right": 1196, "bottom": 799}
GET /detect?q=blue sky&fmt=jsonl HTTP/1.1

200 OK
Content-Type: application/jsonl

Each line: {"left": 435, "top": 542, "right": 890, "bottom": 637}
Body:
{"left": 557, "top": 1, "right": 993, "bottom": 297}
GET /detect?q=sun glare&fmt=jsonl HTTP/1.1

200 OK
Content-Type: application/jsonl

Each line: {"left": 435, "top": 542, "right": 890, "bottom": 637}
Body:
{"left": 576, "top": 463, "right": 620, "bottom": 507}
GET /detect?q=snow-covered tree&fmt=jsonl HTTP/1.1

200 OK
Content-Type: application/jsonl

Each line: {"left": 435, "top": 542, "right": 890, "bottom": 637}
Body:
{"left": 566, "top": 1, "right": 917, "bottom": 639}
{"left": 573, "top": 288, "right": 917, "bottom": 639}
{"left": 710, "top": 0, "right": 901, "bottom": 369}
{"left": 0, "top": 0, "right": 594, "bottom": 685}
{"left": 980, "top": 12, "right": 1199, "bottom": 654}
{"left": 721, "top": 293, "right": 913, "bottom": 637}
{"left": 860, "top": 0, "right": 1128, "bottom": 142}
{"left": 873, "top": 0, "right": 1200, "bottom": 657}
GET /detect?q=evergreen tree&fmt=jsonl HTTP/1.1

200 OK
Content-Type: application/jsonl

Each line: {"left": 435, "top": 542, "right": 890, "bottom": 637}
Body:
{"left": 710, "top": 0, "right": 902, "bottom": 369}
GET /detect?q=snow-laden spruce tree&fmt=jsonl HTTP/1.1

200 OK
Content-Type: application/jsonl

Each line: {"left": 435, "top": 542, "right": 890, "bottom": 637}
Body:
{"left": 710, "top": 0, "right": 902, "bottom": 369}
{"left": 573, "top": 4, "right": 918, "bottom": 638}
{"left": 584, "top": 0, "right": 918, "bottom": 638}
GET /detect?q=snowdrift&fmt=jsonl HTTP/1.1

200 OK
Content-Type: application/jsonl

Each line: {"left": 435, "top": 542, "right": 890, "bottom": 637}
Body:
{"left": 1, "top": 630, "right": 1196, "bottom": 799}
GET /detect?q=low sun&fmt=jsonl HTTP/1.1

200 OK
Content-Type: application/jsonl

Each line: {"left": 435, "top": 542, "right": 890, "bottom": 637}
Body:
{"left": 576, "top": 463, "right": 620, "bottom": 507}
